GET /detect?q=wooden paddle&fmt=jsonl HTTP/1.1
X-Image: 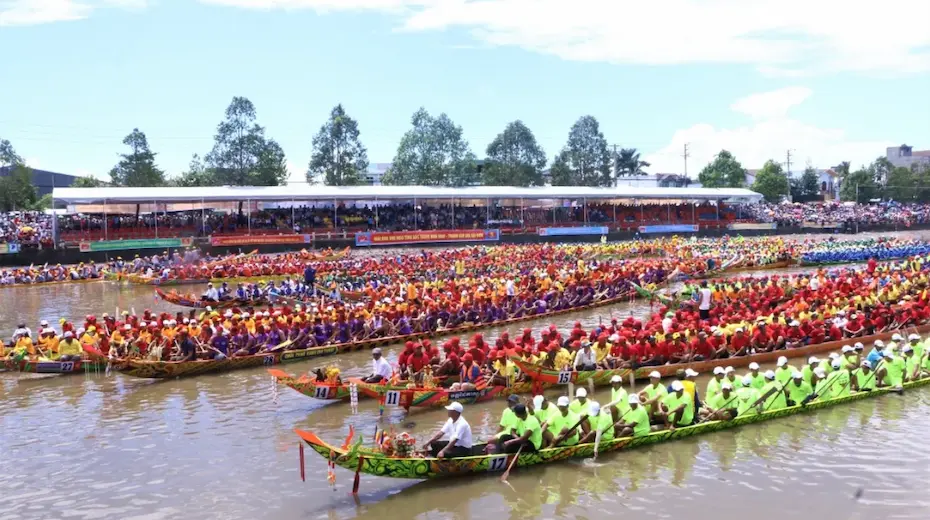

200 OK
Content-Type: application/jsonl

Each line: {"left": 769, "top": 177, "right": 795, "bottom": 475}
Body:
{"left": 500, "top": 444, "right": 524, "bottom": 482}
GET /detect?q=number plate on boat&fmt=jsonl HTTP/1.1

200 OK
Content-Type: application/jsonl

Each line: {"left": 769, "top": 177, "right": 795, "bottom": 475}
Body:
{"left": 384, "top": 390, "right": 401, "bottom": 406}
{"left": 314, "top": 386, "right": 331, "bottom": 399}
{"left": 487, "top": 455, "right": 508, "bottom": 472}
{"left": 557, "top": 371, "right": 573, "bottom": 384}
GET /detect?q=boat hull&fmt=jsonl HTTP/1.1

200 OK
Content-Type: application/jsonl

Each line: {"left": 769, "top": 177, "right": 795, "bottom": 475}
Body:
{"left": 2, "top": 359, "right": 109, "bottom": 374}
{"left": 297, "top": 375, "right": 930, "bottom": 479}
{"left": 154, "top": 288, "right": 270, "bottom": 310}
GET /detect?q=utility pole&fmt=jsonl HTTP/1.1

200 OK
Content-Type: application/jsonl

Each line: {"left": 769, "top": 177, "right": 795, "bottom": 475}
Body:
{"left": 683, "top": 143, "right": 690, "bottom": 177}
{"left": 785, "top": 149, "right": 793, "bottom": 176}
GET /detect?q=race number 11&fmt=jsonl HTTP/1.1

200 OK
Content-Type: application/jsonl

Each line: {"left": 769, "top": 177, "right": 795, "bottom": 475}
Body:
{"left": 384, "top": 390, "right": 401, "bottom": 406}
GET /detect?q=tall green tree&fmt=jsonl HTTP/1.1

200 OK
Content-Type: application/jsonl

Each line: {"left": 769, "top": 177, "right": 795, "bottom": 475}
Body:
{"left": 109, "top": 129, "right": 166, "bottom": 187}
{"left": 557, "top": 115, "right": 612, "bottom": 187}
{"left": 0, "top": 163, "right": 38, "bottom": 211}
{"left": 698, "top": 150, "right": 746, "bottom": 188}
{"left": 172, "top": 154, "right": 216, "bottom": 187}
{"left": 549, "top": 152, "right": 573, "bottom": 186}
{"left": 614, "top": 148, "right": 650, "bottom": 180}
{"left": 800, "top": 166, "right": 820, "bottom": 196}
{"left": 205, "top": 97, "right": 288, "bottom": 186}
{"left": 384, "top": 108, "right": 477, "bottom": 186}
{"left": 886, "top": 166, "right": 917, "bottom": 201}
{"left": 0, "top": 138, "right": 23, "bottom": 167}
{"left": 840, "top": 168, "right": 878, "bottom": 202}
{"left": 483, "top": 120, "right": 546, "bottom": 186}
{"left": 307, "top": 104, "right": 369, "bottom": 186}
{"left": 751, "top": 159, "right": 790, "bottom": 203}
{"left": 71, "top": 176, "right": 105, "bottom": 188}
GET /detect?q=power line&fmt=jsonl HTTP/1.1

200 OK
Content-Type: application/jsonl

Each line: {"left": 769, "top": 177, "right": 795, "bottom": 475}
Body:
{"left": 683, "top": 143, "right": 690, "bottom": 176}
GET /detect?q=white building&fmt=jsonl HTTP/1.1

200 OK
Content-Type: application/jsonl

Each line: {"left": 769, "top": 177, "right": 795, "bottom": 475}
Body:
{"left": 886, "top": 144, "right": 930, "bottom": 169}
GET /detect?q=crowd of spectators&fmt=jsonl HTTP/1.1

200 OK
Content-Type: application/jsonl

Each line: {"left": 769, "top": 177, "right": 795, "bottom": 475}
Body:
{"left": 0, "top": 211, "right": 54, "bottom": 248}
{"left": 7, "top": 201, "right": 930, "bottom": 246}
{"left": 745, "top": 202, "right": 930, "bottom": 228}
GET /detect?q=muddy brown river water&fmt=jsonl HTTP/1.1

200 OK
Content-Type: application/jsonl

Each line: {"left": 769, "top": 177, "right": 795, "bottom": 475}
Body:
{"left": 3, "top": 240, "right": 930, "bottom": 520}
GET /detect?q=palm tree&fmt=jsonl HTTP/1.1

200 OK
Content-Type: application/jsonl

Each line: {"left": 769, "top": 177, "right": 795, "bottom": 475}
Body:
{"left": 613, "top": 148, "right": 651, "bottom": 184}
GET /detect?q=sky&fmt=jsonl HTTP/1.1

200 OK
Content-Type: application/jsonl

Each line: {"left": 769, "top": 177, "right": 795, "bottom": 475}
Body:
{"left": 1, "top": 0, "right": 929, "bottom": 184}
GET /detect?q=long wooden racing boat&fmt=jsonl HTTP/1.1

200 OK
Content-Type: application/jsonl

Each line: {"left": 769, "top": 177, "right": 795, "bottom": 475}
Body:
{"left": 0, "top": 277, "right": 106, "bottom": 290}
{"left": 1, "top": 358, "right": 109, "bottom": 374}
{"left": 116, "top": 283, "right": 668, "bottom": 379}
{"left": 269, "top": 368, "right": 541, "bottom": 409}
{"left": 295, "top": 375, "right": 930, "bottom": 480}
{"left": 513, "top": 324, "right": 930, "bottom": 387}
{"left": 726, "top": 259, "right": 792, "bottom": 273}
{"left": 154, "top": 288, "right": 270, "bottom": 310}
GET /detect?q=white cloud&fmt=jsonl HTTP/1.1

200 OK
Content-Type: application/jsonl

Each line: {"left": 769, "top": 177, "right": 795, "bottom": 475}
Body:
{"left": 730, "top": 87, "right": 812, "bottom": 120}
{"left": 644, "top": 88, "right": 891, "bottom": 175}
{"left": 199, "top": 0, "right": 930, "bottom": 75}
{"left": 0, "top": 0, "right": 145, "bottom": 26}
{"left": 0, "top": 0, "right": 90, "bottom": 26}
{"left": 24, "top": 157, "right": 42, "bottom": 169}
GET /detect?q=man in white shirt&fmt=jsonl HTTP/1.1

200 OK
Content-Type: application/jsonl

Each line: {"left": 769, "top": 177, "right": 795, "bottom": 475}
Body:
{"left": 698, "top": 281, "right": 713, "bottom": 320}
{"left": 423, "top": 401, "right": 473, "bottom": 458}
{"left": 573, "top": 342, "right": 598, "bottom": 370}
{"left": 363, "top": 348, "right": 394, "bottom": 383}
{"left": 202, "top": 283, "right": 219, "bottom": 302}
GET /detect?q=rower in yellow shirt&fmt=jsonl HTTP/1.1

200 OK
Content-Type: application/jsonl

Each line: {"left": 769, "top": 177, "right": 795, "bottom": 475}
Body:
{"left": 58, "top": 331, "right": 83, "bottom": 361}
{"left": 13, "top": 332, "right": 37, "bottom": 359}
{"left": 39, "top": 328, "right": 61, "bottom": 358}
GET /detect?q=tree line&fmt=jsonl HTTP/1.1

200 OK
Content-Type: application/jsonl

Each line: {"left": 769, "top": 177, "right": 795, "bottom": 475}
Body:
{"left": 3, "top": 97, "right": 929, "bottom": 209}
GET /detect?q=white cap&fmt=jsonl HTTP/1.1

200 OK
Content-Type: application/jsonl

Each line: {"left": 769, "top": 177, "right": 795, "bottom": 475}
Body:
{"left": 557, "top": 396, "right": 571, "bottom": 407}
{"left": 829, "top": 353, "right": 840, "bottom": 359}
{"left": 777, "top": 356, "right": 788, "bottom": 367}
{"left": 242, "top": 312, "right": 250, "bottom": 318}
{"left": 713, "top": 330, "right": 723, "bottom": 336}
{"left": 533, "top": 395, "right": 544, "bottom": 409}
{"left": 713, "top": 367, "right": 725, "bottom": 375}
{"left": 749, "top": 362, "right": 760, "bottom": 370}
{"left": 808, "top": 356, "right": 820, "bottom": 364}
{"left": 791, "top": 371, "right": 803, "bottom": 379}
{"left": 588, "top": 401, "right": 601, "bottom": 416}
{"left": 909, "top": 334, "right": 921, "bottom": 341}
{"left": 764, "top": 370, "right": 776, "bottom": 380}
{"left": 609, "top": 334, "right": 620, "bottom": 342}
{"left": 814, "top": 367, "right": 826, "bottom": 377}
{"left": 903, "top": 345, "right": 913, "bottom": 353}
{"left": 224, "top": 311, "right": 233, "bottom": 318}
{"left": 628, "top": 394, "right": 640, "bottom": 405}
{"left": 684, "top": 368, "right": 699, "bottom": 377}
{"left": 721, "top": 382, "right": 733, "bottom": 390}
{"left": 445, "top": 402, "right": 464, "bottom": 413}
{"left": 77, "top": 327, "right": 85, "bottom": 335}
{"left": 671, "top": 381, "right": 684, "bottom": 391}
{"left": 831, "top": 360, "right": 841, "bottom": 369}
{"left": 882, "top": 349, "right": 893, "bottom": 358}
{"left": 575, "top": 388, "right": 587, "bottom": 397}
{"left": 741, "top": 375, "right": 753, "bottom": 386}
{"left": 892, "top": 333, "right": 903, "bottom": 341}
{"left": 861, "top": 360, "right": 872, "bottom": 368}
{"left": 372, "top": 348, "right": 382, "bottom": 355}
{"left": 874, "top": 340, "right": 884, "bottom": 347}
{"left": 736, "top": 327, "right": 745, "bottom": 333}
{"left": 40, "top": 320, "right": 48, "bottom": 326}
{"left": 790, "top": 320, "right": 800, "bottom": 327}
{"left": 725, "top": 366, "right": 735, "bottom": 374}
{"left": 610, "top": 375, "right": 623, "bottom": 383}
{"left": 64, "top": 331, "right": 73, "bottom": 338}
{"left": 649, "top": 371, "right": 661, "bottom": 379}
{"left": 841, "top": 345, "right": 853, "bottom": 353}
{"left": 854, "top": 342, "right": 864, "bottom": 350}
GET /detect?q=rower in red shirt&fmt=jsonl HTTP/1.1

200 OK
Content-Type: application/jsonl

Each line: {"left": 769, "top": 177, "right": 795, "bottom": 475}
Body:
{"left": 730, "top": 328, "right": 750, "bottom": 356}
{"left": 784, "top": 320, "right": 806, "bottom": 349}
{"left": 690, "top": 332, "right": 715, "bottom": 360}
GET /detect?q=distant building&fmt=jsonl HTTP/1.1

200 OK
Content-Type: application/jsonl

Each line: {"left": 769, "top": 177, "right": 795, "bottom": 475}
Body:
{"left": 0, "top": 166, "right": 80, "bottom": 197}
{"left": 364, "top": 163, "right": 392, "bottom": 185}
{"left": 615, "top": 174, "right": 701, "bottom": 188}
{"left": 886, "top": 144, "right": 930, "bottom": 169}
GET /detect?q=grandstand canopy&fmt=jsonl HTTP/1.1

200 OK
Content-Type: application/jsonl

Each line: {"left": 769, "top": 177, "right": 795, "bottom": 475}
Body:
{"left": 53, "top": 185, "right": 763, "bottom": 205}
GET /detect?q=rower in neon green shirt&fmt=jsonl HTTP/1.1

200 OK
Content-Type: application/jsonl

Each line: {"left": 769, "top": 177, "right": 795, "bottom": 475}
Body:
{"left": 802, "top": 357, "right": 820, "bottom": 387}
{"left": 660, "top": 381, "right": 694, "bottom": 427}
{"left": 609, "top": 376, "right": 631, "bottom": 415}
{"left": 724, "top": 367, "right": 743, "bottom": 390}
{"left": 530, "top": 395, "right": 556, "bottom": 425}
{"left": 496, "top": 395, "right": 523, "bottom": 438}
{"left": 545, "top": 396, "right": 582, "bottom": 447}
{"left": 826, "top": 360, "right": 851, "bottom": 398}
{"left": 618, "top": 395, "right": 651, "bottom": 437}
{"left": 745, "top": 363, "right": 765, "bottom": 390}
{"left": 902, "top": 346, "right": 922, "bottom": 382}
{"left": 702, "top": 383, "right": 738, "bottom": 421}
{"left": 908, "top": 335, "right": 924, "bottom": 360}
{"left": 512, "top": 405, "right": 543, "bottom": 451}
{"left": 758, "top": 371, "right": 788, "bottom": 411}
{"left": 785, "top": 372, "right": 812, "bottom": 405}
{"left": 569, "top": 388, "right": 591, "bottom": 416}
{"left": 580, "top": 402, "right": 617, "bottom": 444}
{"left": 774, "top": 357, "right": 793, "bottom": 385}
{"left": 880, "top": 350, "right": 905, "bottom": 387}
{"left": 851, "top": 361, "right": 877, "bottom": 392}
{"left": 735, "top": 375, "right": 762, "bottom": 416}
{"left": 640, "top": 371, "right": 668, "bottom": 414}
{"left": 706, "top": 367, "right": 725, "bottom": 401}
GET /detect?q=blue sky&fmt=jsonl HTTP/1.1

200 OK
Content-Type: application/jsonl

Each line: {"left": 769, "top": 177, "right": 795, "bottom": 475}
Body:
{"left": 1, "top": 0, "right": 929, "bottom": 183}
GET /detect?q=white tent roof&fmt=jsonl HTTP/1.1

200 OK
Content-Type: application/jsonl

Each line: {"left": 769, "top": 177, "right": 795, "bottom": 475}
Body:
{"left": 53, "top": 185, "right": 763, "bottom": 204}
